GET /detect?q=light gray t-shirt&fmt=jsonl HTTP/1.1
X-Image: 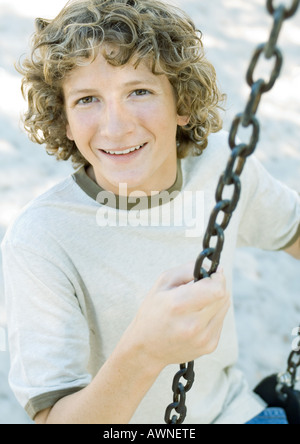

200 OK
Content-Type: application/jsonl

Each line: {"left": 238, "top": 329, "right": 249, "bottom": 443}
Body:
{"left": 2, "top": 130, "right": 299, "bottom": 424}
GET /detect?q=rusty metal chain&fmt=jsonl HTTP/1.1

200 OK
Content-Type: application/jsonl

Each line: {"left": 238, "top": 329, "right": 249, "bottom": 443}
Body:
{"left": 165, "top": 0, "right": 300, "bottom": 425}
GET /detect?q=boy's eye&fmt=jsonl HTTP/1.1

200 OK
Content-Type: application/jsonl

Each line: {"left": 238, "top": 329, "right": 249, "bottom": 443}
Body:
{"left": 132, "top": 89, "right": 150, "bottom": 97}
{"left": 77, "top": 96, "right": 98, "bottom": 105}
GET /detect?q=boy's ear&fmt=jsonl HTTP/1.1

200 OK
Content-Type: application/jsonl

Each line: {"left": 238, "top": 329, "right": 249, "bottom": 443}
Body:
{"left": 177, "top": 114, "right": 190, "bottom": 127}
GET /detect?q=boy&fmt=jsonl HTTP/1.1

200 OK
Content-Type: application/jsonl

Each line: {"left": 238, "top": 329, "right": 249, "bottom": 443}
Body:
{"left": 2, "top": 0, "right": 299, "bottom": 424}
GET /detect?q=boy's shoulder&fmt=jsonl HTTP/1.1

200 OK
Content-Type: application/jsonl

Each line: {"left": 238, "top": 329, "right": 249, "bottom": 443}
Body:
{"left": 202, "top": 129, "right": 230, "bottom": 163}
{"left": 206, "top": 129, "right": 229, "bottom": 149}
{"left": 2, "top": 174, "right": 83, "bottom": 248}
{"left": 187, "top": 129, "right": 230, "bottom": 165}
{"left": 181, "top": 129, "right": 231, "bottom": 185}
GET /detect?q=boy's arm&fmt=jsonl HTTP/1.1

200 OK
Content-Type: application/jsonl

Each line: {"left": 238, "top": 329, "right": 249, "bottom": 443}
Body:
{"left": 35, "top": 263, "right": 230, "bottom": 424}
{"left": 35, "top": 332, "right": 161, "bottom": 424}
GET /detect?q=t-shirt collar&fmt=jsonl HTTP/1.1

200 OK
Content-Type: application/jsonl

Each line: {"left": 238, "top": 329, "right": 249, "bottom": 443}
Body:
{"left": 73, "top": 160, "right": 183, "bottom": 210}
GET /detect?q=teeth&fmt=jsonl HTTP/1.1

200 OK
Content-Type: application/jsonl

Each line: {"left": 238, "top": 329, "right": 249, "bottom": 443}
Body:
{"left": 104, "top": 144, "right": 144, "bottom": 155}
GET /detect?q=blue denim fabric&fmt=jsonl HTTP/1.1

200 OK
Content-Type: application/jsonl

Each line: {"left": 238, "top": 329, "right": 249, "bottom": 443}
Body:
{"left": 246, "top": 408, "right": 288, "bottom": 424}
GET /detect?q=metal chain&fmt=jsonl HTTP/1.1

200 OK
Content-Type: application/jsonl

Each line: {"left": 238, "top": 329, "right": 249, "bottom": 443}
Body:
{"left": 276, "top": 326, "right": 300, "bottom": 396}
{"left": 287, "top": 326, "right": 300, "bottom": 387}
{"left": 165, "top": 0, "right": 300, "bottom": 425}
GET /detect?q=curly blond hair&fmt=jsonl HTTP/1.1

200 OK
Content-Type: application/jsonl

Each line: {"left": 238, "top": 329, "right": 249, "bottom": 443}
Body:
{"left": 18, "top": 0, "right": 225, "bottom": 167}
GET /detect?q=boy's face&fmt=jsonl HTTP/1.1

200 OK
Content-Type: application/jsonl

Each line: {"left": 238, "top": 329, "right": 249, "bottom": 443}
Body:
{"left": 63, "top": 50, "right": 189, "bottom": 196}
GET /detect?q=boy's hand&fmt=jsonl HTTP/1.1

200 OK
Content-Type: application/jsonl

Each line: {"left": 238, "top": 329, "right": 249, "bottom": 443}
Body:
{"left": 127, "top": 263, "right": 231, "bottom": 371}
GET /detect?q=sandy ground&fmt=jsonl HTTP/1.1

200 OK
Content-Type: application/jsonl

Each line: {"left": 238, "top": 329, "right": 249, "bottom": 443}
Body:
{"left": 0, "top": 0, "right": 299, "bottom": 424}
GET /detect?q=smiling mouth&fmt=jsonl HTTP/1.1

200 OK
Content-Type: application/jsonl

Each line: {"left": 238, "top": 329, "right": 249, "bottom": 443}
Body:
{"left": 101, "top": 143, "right": 147, "bottom": 156}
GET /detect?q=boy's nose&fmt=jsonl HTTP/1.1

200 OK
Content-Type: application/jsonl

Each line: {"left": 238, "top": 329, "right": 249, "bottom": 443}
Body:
{"left": 100, "top": 101, "right": 136, "bottom": 140}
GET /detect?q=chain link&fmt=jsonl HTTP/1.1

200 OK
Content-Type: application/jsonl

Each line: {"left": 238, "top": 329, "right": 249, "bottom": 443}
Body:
{"left": 165, "top": 0, "right": 300, "bottom": 424}
{"left": 165, "top": 362, "right": 195, "bottom": 424}
{"left": 287, "top": 326, "right": 300, "bottom": 387}
{"left": 276, "top": 327, "right": 300, "bottom": 398}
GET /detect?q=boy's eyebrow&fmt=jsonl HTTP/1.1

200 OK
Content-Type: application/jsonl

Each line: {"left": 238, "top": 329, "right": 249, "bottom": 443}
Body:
{"left": 123, "top": 79, "right": 158, "bottom": 87}
{"left": 67, "top": 79, "right": 159, "bottom": 98}
{"left": 66, "top": 88, "right": 99, "bottom": 99}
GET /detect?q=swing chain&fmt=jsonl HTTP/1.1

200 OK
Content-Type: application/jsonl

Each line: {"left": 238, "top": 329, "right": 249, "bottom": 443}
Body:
{"left": 287, "top": 328, "right": 300, "bottom": 387}
{"left": 276, "top": 327, "right": 300, "bottom": 399}
{"left": 193, "top": 0, "right": 299, "bottom": 283}
{"left": 165, "top": 0, "right": 300, "bottom": 424}
{"left": 164, "top": 362, "right": 195, "bottom": 424}
{"left": 267, "top": 0, "right": 299, "bottom": 19}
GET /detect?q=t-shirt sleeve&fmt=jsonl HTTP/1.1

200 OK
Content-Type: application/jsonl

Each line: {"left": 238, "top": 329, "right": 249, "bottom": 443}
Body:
{"left": 2, "top": 240, "right": 92, "bottom": 420}
{"left": 237, "top": 155, "right": 300, "bottom": 251}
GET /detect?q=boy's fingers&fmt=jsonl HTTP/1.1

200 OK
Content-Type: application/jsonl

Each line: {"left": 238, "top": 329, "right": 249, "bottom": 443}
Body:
{"left": 156, "top": 263, "right": 228, "bottom": 313}
{"left": 157, "top": 262, "right": 195, "bottom": 289}
{"left": 186, "top": 267, "right": 228, "bottom": 310}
